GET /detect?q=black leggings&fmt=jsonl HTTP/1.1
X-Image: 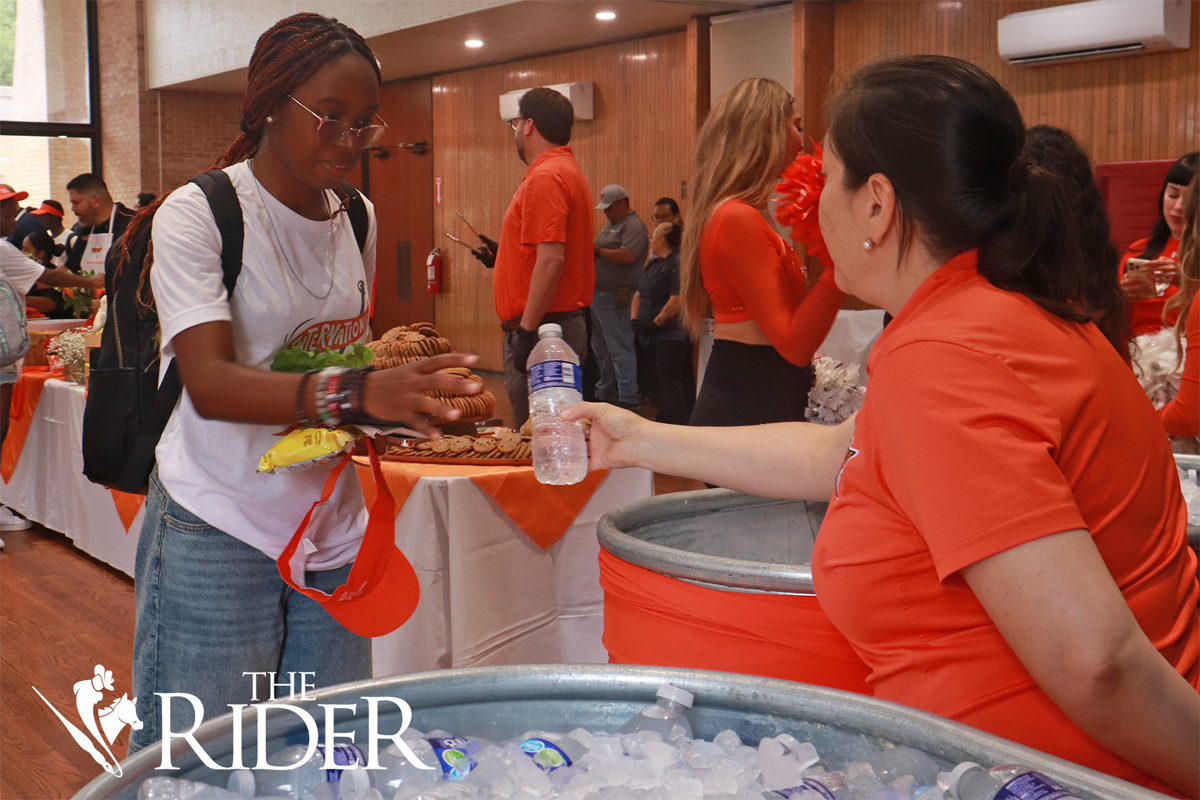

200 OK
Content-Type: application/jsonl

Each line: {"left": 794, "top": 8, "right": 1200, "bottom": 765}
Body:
{"left": 689, "top": 340, "right": 814, "bottom": 427}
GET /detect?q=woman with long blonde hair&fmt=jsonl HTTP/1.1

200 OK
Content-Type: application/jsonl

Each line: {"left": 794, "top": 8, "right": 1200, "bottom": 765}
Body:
{"left": 1159, "top": 173, "right": 1198, "bottom": 438}
{"left": 681, "top": 77, "right": 844, "bottom": 428}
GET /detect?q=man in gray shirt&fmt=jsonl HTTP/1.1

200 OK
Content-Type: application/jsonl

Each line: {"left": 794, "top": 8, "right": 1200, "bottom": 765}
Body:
{"left": 591, "top": 184, "right": 648, "bottom": 410}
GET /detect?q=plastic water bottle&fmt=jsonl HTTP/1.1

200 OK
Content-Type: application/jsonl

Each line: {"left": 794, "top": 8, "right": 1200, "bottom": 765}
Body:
{"left": 424, "top": 734, "right": 491, "bottom": 781}
{"left": 139, "top": 778, "right": 247, "bottom": 800}
{"left": 947, "top": 763, "right": 1081, "bottom": 800}
{"left": 527, "top": 323, "right": 587, "bottom": 485}
{"left": 226, "top": 743, "right": 370, "bottom": 799}
{"left": 617, "top": 684, "right": 695, "bottom": 741}
{"left": 866, "top": 746, "right": 941, "bottom": 787}
{"left": 515, "top": 730, "right": 588, "bottom": 771}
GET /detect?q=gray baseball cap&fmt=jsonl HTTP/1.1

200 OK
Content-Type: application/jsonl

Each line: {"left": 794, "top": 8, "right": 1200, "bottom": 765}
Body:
{"left": 595, "top": 184, "right": 629, "bottom": 210}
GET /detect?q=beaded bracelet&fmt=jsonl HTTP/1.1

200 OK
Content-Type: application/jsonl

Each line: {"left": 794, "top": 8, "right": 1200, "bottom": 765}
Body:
{"left": 295, "top": 369, "right": 319, "bottom": 426}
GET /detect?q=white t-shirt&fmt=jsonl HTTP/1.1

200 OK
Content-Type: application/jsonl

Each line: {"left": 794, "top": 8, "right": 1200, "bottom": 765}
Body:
{"left": 0, "top": 239, "right": 46, "bottom": 295}
{"left": 150, "top": 161, "right": 377, "bottom": 568}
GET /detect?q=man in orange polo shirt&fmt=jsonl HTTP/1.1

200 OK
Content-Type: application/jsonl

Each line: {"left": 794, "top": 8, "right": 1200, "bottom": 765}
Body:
{"left": 493, "top": 87, "right": 594, "bottom": 426}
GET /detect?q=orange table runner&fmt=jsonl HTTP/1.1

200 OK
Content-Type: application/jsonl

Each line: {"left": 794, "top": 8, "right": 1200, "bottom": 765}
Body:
{"left": 3, "top": 367, "right": 145, "bottom": 532}
{"left": 2, "top": 366, "right": 55, "bottom": 483}
{"left": 354, "top": 458, "right": 608, "bottom": 550}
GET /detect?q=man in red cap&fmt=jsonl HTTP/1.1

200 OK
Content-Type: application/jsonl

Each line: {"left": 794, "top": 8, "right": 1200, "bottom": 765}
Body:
{"left": 6, "top": 199, "right": 65, "bottom": 248}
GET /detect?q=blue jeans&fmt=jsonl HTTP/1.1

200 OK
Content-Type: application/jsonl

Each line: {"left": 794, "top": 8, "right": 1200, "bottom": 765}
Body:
{"left": 129, "top": 471, "right": 372, "bottom": 752}
{"left": 590, "top": 290, "right": 639, "bottom": 406}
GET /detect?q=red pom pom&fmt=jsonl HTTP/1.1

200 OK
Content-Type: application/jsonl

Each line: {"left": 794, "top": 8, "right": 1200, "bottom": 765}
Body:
{"left": 774, "top": 140, "right": 832, "bottom": 270}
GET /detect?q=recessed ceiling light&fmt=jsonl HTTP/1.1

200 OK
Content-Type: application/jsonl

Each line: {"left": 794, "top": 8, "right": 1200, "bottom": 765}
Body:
{"left": 596, "top": 11, "right": 616, "bottom": 20}
{"left": 465, "top": 39, "right": 483, "bottom": 48}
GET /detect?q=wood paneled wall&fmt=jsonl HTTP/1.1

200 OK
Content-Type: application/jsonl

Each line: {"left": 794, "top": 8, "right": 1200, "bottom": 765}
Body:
{"left": 431, "top": 32, "right": 691, "bottom": 371}
{"left": 829, "top": 0, "right": 1198, "bottom": 165}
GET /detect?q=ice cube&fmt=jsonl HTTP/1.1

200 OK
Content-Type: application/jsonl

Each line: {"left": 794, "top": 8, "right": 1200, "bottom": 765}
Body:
{"left": 704, "top": 730, "right": 737, "bottom": 755}
{"left": 700, "top": 768, "right": 739, "bottom": 796}
{"left": 758, "top": 753, "right": 804, "bottom": 792}
{"left": 789, "top": 742, "right": 820, "bottom": 772}
{"left": 756, "top": 738, "right": 785, "bottom": 759}
{"left": 641, "top": 741, "right": 683, "bottom": 766}
{"left": 773, "top": 734, "right": 801, "bottom": 753}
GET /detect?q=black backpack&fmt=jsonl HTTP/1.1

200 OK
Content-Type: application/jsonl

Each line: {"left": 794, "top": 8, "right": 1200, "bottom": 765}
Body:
{"left": 82, "top": 169, "right": 368, "bottom": 494}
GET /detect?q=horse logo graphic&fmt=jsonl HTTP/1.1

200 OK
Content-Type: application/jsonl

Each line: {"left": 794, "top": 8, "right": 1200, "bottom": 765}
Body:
{"left": 33, "top": 664, "right": 141, "bottom": 777}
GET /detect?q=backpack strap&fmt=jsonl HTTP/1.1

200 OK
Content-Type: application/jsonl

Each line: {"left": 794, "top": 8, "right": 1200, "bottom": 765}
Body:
{"left": 118, "top": 169, "right": 244, "bottom": 492}
{"left": 338, "top": 181, "right": 369, "bottom": 254}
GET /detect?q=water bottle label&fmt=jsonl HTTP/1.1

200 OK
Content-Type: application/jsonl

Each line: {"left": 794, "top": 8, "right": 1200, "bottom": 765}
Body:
{"left": 994, "top": 772, "right": 1076, "bottom": 800}
{"left": 778, "top": 778, "right": 837, "bottom": 798}
{"left": 519, "top": 737, "right": 573, "bottom": 771}
{"left": 427, "top": 737, "right": 480, "bottom": 781}
{"left": 314, "top": 744, "right": 366, "bottom": 784}
{"left": 529, "top": 360, "right": 582, "bottom": 393}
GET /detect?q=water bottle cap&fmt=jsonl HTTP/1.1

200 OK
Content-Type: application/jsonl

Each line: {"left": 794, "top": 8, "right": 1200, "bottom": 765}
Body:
{"left": 227, "top": 768, "right": 256, "bottom": 797}
{"left": 538, "top": 323, "right": 563, "bottom": 337}
{"left": 656, "top": 684, "right": 694, "bottom": 708}
{"left": 946, "top": 762, "right": 983, "bottom": 798}
{"left": 344, "top": 765, "right": 372, "bottom": 790}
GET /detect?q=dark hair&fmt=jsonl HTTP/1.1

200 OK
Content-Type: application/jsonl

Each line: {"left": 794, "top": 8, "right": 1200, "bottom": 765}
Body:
{"left": 40, "top": 199, "right": 63, "bottom": 213}
{"left": 827, "top": 56, "right": 1117, "bottom": 335}
{"left": 518, "top": 87, "right": 574, "bottom": 147}
{"left": 119, "top": 13, "right": 381, "bottom": 308}
{"left": 66, "top": 173, "right": 109, "bottom": 197}
{"left": 1139, "top": 152, "right": 1199, "bottom": 260}
{"left": 1023, "top": 125, "right": 1129, "bottom": 353}
{"left": 23, "top": 229, "right": 63, "bottom": 266}
{"left": 655, "top": 197, "right": 680, "bottom": 215}
{"left": 136, "top": 192, "right": 157, "bottom": 207}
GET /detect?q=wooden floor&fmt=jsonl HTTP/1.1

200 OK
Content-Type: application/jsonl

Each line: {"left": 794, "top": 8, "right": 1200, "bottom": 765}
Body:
{"left": 0, "top": 372, "right": 704, "bottom": 799}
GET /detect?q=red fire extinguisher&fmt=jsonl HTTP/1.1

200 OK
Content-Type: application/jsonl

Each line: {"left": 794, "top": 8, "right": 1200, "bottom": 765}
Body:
{"left": 426, "top": 247, "right": 442, "bottom": 294}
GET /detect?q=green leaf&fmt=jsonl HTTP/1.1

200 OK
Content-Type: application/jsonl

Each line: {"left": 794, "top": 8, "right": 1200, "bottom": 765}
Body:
{"left": 269, "top": 344, "right": 376, "bottom": 373}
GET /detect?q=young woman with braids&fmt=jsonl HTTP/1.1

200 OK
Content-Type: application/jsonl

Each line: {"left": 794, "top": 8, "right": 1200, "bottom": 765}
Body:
{"left": 679, "top": 78, "right": 845, "bottom": 430}
{"left": 126, "top": 14, "right": 478, "bottom": 751}
{"left": 567, "top": 56, "right": 1198, "bottom": 796}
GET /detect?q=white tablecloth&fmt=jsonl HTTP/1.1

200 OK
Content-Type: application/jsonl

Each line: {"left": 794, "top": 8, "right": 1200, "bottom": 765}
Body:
{"left": 0, "top": 377, "right": 654, "bottom": 674}
{"left": 0, "top": 379, "right": 143, "bottom": 575}
{"left": 370, "top": 466, "right": 653, "bottom": 676}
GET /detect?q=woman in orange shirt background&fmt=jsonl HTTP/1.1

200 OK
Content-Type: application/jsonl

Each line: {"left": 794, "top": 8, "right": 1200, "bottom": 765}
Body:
{"left": 568, "top": 56, "right": 1198, "bottom": 797}
{"left": 1120, "top": 152, "right": 1197, "bottom": 337}
{"left": 679, "top": 78, "right": 845, "bottom": 428}
{"left": 1159, "top": 174, "right": 1198, "bottom": 438}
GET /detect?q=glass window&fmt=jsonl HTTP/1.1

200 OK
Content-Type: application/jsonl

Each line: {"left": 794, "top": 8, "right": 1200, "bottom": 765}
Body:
{"left": 0, "top": 0, "right": 91, "bottom": 124}
{"left": 0, "top": 134, "right": 93, "bottom": 231}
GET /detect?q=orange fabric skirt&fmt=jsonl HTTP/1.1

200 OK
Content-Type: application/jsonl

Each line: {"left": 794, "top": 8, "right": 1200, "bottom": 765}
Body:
{"left": 599, "top": 549, "right": 871, "bottom": 693}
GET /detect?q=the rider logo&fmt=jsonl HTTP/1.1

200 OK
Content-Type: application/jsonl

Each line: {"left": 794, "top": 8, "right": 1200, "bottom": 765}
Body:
{"left": 32, "top": 664, "right": 142, "bottom": 777}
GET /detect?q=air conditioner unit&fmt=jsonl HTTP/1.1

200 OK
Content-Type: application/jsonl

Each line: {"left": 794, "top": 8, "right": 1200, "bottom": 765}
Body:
{"left": 499, "top": 82, "right": 594, "bottom": 122}
{"left": 998, "top": 0, "right": 1191, "bottom": 66}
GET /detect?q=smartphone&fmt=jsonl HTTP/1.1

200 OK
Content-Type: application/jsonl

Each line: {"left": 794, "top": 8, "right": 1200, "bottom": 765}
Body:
{"left": 1125, "top": 257, "right": 1151, "bottom": 272}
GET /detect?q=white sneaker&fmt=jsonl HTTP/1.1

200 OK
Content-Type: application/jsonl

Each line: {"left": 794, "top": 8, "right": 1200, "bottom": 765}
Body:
{"left": 0, "top": 506, "right": 31, "bottom": 531}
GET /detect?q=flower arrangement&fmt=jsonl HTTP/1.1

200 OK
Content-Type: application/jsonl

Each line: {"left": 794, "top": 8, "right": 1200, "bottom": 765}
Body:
{"left": 47, "top": 330, "right": 87, "bottom": 364}
{"left": 805, "top": 356, "right": 866, "bottom": 425}
{"left": 774, "top": 140, "right": 833, "bottom": 270}
{"left": 61, "top": 271, "right": 98, "bottom": 319}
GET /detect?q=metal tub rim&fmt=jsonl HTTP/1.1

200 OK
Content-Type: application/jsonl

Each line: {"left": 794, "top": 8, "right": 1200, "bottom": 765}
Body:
{"left": 73, "top": 664, "right": 1170, "bottom": 800}
{"left": 597, "top": 488, "right": 817, "bottom": 594}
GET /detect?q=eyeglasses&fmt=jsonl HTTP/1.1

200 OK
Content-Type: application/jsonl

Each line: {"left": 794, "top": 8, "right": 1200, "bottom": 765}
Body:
{"left": 289, "top": 95, "right": 388, "bottom": 149}
{"left": 651, "top": 213, "right": 675, "bottom": 222}
{"left": 509, "top": 117, "right": 524, "bottom": 131}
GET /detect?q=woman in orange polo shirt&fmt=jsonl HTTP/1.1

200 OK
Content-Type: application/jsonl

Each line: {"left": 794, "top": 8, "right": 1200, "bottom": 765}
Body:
{"left": 1120, "top": 152, "right": 1197, "bottom": 337}
{"left": 568, "top": 56, "right": 1198, "bottom": 797}
{"left": 679, "top": 77, "right": 845, "bottom": 428}
{"left": 1159, "top": 174, "right": 1198, "bottom": 438}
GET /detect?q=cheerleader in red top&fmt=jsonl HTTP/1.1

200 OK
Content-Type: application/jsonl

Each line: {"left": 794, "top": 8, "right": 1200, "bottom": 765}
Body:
{"left": 1160, "top": 174, "right": 1199, "bottom": 438}
{"left": 1119, "top": 152, "right": 1197, "bottom": 337}
{"left": 678, "top": 78, "right": 845, "bottom": 428}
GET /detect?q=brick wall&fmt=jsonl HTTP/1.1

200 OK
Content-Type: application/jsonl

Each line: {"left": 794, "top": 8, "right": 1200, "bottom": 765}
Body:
{"left": 95, "top": 0, "right": 240, "bottom": 206}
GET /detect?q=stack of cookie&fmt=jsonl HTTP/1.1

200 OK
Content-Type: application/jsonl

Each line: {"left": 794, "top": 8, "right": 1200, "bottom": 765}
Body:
{"left": 387, "top": 431, "right": 532, "bottom": 462}
{"left": 368, "top": 324, "right": 497, "bottom": 419}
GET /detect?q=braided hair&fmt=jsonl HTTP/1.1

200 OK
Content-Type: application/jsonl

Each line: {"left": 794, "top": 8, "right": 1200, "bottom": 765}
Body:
{"left": 118, "top": 13, "right": 380, "bottom": 308}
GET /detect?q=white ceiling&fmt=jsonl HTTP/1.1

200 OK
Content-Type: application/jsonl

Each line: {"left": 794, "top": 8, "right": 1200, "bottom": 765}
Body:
{"left": 154, "top": 0, "right": 782, "bottom": 93}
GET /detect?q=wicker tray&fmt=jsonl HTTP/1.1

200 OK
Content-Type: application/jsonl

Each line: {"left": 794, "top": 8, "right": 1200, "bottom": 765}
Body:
{"left": 382, "top": 452, "right": 532, "bottom": 467}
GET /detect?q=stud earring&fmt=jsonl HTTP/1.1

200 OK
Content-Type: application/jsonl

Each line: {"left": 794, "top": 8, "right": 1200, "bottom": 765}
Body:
{"left": 266, "top": 116, "right": 274, "bottom": 123}
{"left": 863, "top": 238, "right": 875, "bottom": 251}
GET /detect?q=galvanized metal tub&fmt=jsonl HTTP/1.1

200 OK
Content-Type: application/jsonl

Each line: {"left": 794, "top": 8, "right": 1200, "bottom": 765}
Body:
{"left": 73, "top": 664, "right": 1170, "bottom": 800}
{"left": 596, "top": 489, "right": 871, "bottom": 691}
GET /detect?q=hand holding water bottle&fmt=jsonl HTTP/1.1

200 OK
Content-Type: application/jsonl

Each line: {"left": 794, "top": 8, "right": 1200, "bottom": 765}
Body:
{"left": 560, "top": 401, "right": 652, "bottom": 472}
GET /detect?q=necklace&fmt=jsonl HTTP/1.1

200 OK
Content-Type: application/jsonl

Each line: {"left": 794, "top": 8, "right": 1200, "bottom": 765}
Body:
{"left": 247, "top": 159, "right": 336, "bottom": 300}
